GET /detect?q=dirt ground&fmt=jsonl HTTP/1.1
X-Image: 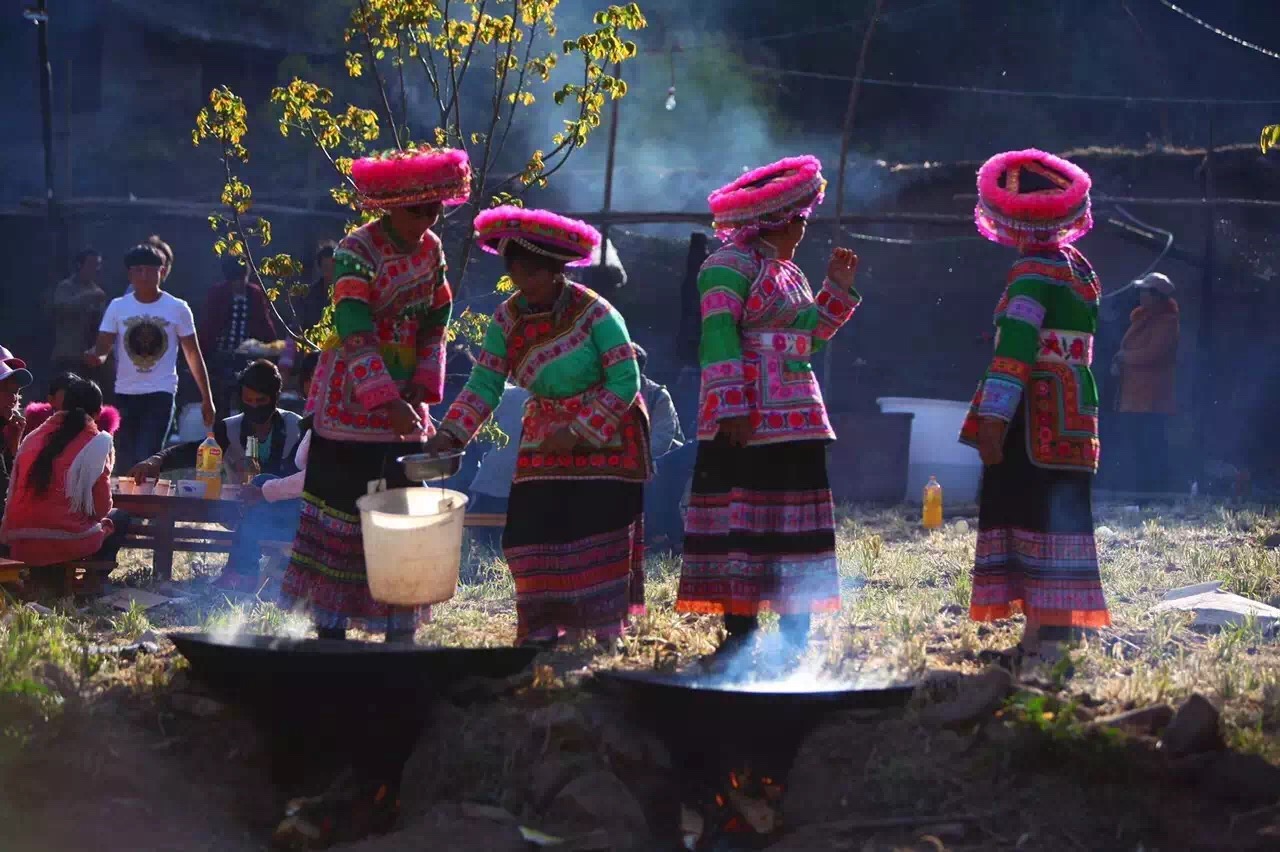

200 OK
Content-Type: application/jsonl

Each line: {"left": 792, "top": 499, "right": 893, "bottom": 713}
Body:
{"left": 2, "top": 502, "right": 1279, "bottom": 850}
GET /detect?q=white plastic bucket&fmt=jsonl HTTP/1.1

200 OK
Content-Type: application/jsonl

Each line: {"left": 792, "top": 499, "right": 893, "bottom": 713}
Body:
{"left": 876, "top": 397, "right": 983, "bottom": 505}
{"left": 357, "top": 487, "right": 469, "bottom": 605}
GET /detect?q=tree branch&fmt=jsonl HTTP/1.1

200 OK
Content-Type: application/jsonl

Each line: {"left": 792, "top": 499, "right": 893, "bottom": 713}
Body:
{"left": 218, "top": 142, "right": 308, "bottom": 349}
{"left": 358, "top": 0, "right": 402, "bottom": 149}
{"left": 491, "top": 20, "right": 539, "bottom": 171}
{"left": 397, "top": 42, "right": 409, "bottom": 142}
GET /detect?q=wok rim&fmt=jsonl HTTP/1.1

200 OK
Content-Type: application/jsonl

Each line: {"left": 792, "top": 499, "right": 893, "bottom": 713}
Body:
{"left": 167, "top": 631, "right": 535, "bottom": 659}
{"left": 592, "top": 667, "right": 919, "bottom": 702}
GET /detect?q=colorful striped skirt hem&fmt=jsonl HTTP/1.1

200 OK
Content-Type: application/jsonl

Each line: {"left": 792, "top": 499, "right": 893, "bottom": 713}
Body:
{"left": 972, "top": 410, "right": 1110, "bottom": 633}
{"left": 677, "top": 438, "right": 840, "bottom": 618}
{"left": 503, "top": 478, "right": 645, "bottom": 643}
{"left": 281, "top": 433, "right": 428, "bottom": 633}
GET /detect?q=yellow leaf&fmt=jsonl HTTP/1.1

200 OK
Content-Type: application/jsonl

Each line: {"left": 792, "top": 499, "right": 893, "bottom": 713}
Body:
{"left": 1261, "top": 124, "right": 1280, "bottom": 154}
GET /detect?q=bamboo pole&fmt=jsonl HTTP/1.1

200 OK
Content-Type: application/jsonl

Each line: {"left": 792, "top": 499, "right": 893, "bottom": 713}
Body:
{"left": 598, "top": 61, "right": 624, "bottom": 269}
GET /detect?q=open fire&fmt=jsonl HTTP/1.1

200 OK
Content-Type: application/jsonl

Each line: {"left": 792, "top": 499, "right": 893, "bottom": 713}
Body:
{"left": 682, "top": 767, "right": 786, "bottom": 850}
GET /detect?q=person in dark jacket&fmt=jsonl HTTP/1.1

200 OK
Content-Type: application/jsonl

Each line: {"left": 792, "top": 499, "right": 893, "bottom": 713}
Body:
{"left": 200, "top": 255, "right": 282, "bottom": 414}
{"left": 128, "top": 360, "right": 305, "bottom": 589}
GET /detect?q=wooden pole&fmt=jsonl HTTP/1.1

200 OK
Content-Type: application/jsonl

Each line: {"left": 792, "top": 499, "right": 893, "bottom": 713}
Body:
{"left": 826, "top": 0, "right": 885, "bottom": 398}
{"left": 1194, "top": 115, "right": 1217, "bottom": 485}
{"left": 29, "top": 0, "right": 59, "bottom": 278}
{"left": 599, "top": 61, "right": 623, "bottom": 268}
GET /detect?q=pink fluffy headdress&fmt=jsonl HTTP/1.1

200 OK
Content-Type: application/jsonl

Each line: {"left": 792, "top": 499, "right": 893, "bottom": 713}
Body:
{"left": 473, "top": 206, "right": 601, "bottom": 267}
{"left": 350, "top": 146, "right": 472, "bottom": 209}
{"left": 708, "top": 155, "right": 827, "bottom": 244}
{"left": 975, "top": 149, "right": 1092, "bottom": 249}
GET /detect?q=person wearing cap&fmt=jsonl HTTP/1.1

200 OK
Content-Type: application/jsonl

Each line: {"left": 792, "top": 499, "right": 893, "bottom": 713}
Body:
{"left": 674, "top": 155, "right": 861, "bottom": 669}
{"left": 425, "top": 206, "right": 651, "bottom": 651}
{"left": 960, "top": 149, "right": 1111, "bottom": 673}
{"left": 1, "top": 345, "right": 35, "bottom": 537}
{"left": 1112, "top": 272, "right": 1179, "bottom": 493}
{"left": 83, "top": 243, "right": 216, "bottom": 473}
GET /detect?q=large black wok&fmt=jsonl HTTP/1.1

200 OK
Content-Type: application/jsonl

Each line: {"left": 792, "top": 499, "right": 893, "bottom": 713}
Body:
{"left": 169, "top": 633, "right": 538, "bottom": 786}
{"left": 170, "top": 632, "right": 535, "bottom": 699}
{"left": 592, "top": 669, "right": 916, "bottom": 773}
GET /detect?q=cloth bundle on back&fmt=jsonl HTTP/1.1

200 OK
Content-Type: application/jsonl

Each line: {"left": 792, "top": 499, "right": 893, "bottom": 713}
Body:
{"left": 429, "top": 206, "right": 651, "bottom": 649}
{"left": 960, "top": 148, "right": 1111, "bottom": 671}
{"left": 675, "top": 155, "right": 862, "bottom": 667}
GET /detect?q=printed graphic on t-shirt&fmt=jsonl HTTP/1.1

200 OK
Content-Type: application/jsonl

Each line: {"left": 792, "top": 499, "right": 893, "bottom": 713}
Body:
{"left": 122, "top": 315, "right": 171, "bottom": 372}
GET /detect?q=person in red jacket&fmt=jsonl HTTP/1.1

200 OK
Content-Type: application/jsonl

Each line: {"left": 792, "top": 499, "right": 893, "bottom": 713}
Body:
{"left": 200, "top": 254, "right": 282, "bottom": 414}
{"left": 0, "top": 377, "right": 131, "bottom": 574}
{"left": 23, "top": 371, "right": 121, "bottom": 439}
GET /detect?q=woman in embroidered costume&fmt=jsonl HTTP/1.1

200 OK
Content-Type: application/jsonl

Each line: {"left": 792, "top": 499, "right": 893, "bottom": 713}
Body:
{"left": 281, "top": 146, "right": 469, "bottom": 643}
{"left": 960, "top": 148, "right": 1111, "bottom": 670}
{"left": 676, "top": 155, "right": 861, "bottom": 667}
{"left": 270, "top": 147, "right": 470, "bottom": 848}
{"left": 425, "top": 207, "right": 650, "bottom": 650}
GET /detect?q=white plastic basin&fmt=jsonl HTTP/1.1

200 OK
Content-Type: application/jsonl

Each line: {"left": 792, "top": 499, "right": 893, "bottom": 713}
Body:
{"left": 876, "top": 397, "right": 982, "bottom": 505}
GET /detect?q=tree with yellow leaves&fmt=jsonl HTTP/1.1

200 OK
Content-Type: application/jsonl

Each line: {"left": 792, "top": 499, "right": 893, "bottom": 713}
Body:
{"left": 193, "top": 0, "right": 647, "bottom": 359}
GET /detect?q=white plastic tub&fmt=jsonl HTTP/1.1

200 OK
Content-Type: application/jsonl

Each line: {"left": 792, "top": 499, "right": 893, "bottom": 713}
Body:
{"left": 357, "top": 487, "right": 469, "bottom": 606}
{"left": 876, "top": 397, "right": 983, "bottom": 505}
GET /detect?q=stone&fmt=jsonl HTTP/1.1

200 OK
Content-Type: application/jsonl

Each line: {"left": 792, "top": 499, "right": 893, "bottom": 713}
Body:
{"left": 1159, "top": 694, "right": 1223, "bottom": 758}
{"left": 137, "top": 629, "right": 161, "bottom": 646}
{"left": 545, "top": 770, "right": 650, "bottom": 852}
{"left": 1091, "top": 704, "right": 1175, "bottom": 738}
{"left": 1197, "top": 751, "right": 1280, "bottom": 806}
{"left": 597, "top": 717, "right": 672, "bottom": 771}
{"left": 529, "top": 751, "right": 599, "bottom": 811}
{"left": 337, "top": 802, "right": 527, "bottom": 852}
{"left": 937, "top": 604, "right": 965, "bottom": 618}
{"left": 1262, "top": 532, "right": 1280, "bottom": 550}
{"left": 921, "top": 667, "right": 1014, "bottom": 729}
{"left": 170, "top": 693, "right": 226, "bottom": 719}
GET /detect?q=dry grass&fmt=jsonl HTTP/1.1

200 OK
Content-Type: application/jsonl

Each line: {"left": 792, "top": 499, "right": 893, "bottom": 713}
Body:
{"left": 3, "top": 500, "right": 1279, "bottom": 764}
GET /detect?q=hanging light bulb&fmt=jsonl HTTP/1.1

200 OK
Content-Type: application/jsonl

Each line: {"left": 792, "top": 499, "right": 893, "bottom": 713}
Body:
{"left": 665, "top": 86, "right": 677, "bottom": 111}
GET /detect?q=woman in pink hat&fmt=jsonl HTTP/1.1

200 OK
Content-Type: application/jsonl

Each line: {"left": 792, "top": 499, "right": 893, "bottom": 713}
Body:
{"left": 961, "top": 149, "right": 1111, "bottom": 672}
{"left": 427, "top": 206, "right": 651, "bottom": 651}
{"left": 281, "top": 146, "right": 472, "bottom": 646}
{"left": 675, "top": 156, "right": 861, "bottom": 669}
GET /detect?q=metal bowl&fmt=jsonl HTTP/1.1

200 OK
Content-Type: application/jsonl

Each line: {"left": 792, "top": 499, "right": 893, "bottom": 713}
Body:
{"left": 397, "top": 449, "right": 465, "bottom": 483}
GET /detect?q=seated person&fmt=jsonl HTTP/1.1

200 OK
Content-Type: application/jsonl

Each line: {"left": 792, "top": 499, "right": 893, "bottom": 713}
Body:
{"left": 0, "top": 377, "right": 131, "bottom": 576}
{"left": 24, "top": 371, "right": 121, "bottom": 438}
{"left": 231, "top": 414, "right": 312, "bottom": 596}
{"left": 128, "top": 359, "right": 305, "bottom": 589}
{"left": 1, "top": 345, "right": 34, "bottom": 555}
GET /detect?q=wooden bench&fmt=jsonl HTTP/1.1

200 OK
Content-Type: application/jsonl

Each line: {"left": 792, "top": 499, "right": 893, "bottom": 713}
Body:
{"left": 0, "top": 557, "right": 118, "bottom": 598}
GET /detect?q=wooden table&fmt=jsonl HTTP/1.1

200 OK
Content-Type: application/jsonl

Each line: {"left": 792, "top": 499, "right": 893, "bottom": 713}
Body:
{"left": 112, "top": 491, "right": 509, "bottom": 581}
{"left": 112, "top": 492, "right": 244, "bottom": 580}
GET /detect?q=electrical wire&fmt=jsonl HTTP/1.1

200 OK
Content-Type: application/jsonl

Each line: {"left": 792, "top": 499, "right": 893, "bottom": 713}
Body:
{"left": 741, "top": 63, "right": 1280, "bottom": 105}
{"left": 1102, "top": 206, "right": 1176, "bottom": 300}
{"left": 1153, "top": 0, "right": 1280, "bottom": 62}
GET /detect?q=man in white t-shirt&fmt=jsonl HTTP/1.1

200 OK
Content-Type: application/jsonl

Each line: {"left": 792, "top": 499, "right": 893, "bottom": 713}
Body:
{"left": 84, "top": 243, "right": 216, "bottom": 471}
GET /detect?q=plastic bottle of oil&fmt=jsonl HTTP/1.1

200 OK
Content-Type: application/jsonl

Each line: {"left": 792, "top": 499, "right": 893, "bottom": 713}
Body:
{"left": 195, "top": 432, "right": 223, "bottom": 499}
{"left": 922, "top": 475, "right": 943, "bottom": 530}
